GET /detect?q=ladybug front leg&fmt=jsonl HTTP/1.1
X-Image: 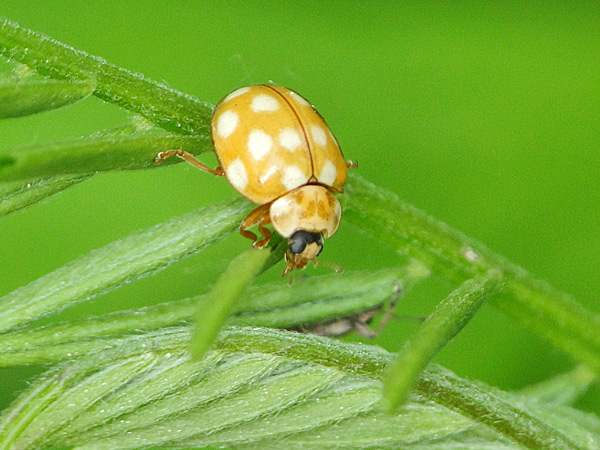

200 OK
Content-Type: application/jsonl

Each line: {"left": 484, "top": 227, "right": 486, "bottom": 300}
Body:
{"left": 154, "top": 149, "right": 224, "bottom": 176}
{"left": 240, "top": 203, "right": 272, "bottom": 247}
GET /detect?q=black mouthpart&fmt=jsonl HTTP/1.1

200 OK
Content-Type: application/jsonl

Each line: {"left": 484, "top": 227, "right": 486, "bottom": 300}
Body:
{"left": 288, "top": 230, "right": 323, "bottom": 255}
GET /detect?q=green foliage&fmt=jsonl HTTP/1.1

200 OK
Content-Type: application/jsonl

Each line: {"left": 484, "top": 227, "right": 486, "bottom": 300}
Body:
{"left": 0, "top": 77, "right": 95, "bottom": 119}
{"left": 1, "top": 16, "right": 599, "bottom": 450}
{"left": 0, "top": 198, "right": 251, "bottom": 333}
{"left": 382, "top": 271, "right": 503, "bottom": 410}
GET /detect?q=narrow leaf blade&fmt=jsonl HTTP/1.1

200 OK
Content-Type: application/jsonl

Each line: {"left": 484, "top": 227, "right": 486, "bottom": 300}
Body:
{"left": 0, "top": 78, "right": 95, "bottom": 118}
{"left": 191, "top": 238, "right": 286, "bottom": 359}
{"left": 383, "top": 271, "right": 503, "bottom": 410}
{"left": 0, "top": 266, "right": 424, "bottom": 366}
{"left": 0, "top": 130, "right": 211, "bottom": 181}
{"left": 0, "top": 17, "right": 213, "bottom": 135}
{"left": 0, "top": 174, "right": 90, "bottom": 216}
{"left": 343, "top": 174, "right": 600, "bottom": 374}
{"left": 0, "top": 198, "right": 251, "bottom": 332}
{"left": 1, "top": 326, "right": 595, "bottom": 450}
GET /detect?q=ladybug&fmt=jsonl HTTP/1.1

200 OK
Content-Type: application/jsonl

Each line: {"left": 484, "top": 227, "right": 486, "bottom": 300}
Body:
{"left": 155, "top": 85, "right": 354, "bottom": 276}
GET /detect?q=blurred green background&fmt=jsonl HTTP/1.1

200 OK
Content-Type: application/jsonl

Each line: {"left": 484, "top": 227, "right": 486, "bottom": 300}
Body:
{"left": 1, "top": 1, "right": 599, "bottom": 415}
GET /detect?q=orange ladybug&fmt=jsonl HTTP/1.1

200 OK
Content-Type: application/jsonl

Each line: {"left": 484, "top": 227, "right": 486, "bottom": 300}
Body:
{"left": 155, "top": 85, "right": 354, "bottom": 276}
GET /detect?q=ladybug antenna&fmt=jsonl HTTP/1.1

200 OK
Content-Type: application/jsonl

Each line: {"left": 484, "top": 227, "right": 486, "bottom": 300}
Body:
{"left": 312, "top": 260, "right": 343, "bottom": 274}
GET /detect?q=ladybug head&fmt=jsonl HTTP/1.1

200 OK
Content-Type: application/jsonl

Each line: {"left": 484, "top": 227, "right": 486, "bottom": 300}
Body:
{"left": 282, "top": 230, "right": 323, "bottom": 277}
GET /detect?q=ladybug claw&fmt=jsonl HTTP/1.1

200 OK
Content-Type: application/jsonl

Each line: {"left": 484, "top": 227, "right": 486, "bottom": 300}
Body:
{"left": 153, "top": 152, "right": 168, "bottom": 164}
{"left": 253, "top": 237, "right": 271, "bottom": 248}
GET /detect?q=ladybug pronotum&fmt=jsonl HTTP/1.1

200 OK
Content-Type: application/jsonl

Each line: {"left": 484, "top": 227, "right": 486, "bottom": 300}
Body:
{"left": 155, "top": 84, "right": 354, "bottom": 276}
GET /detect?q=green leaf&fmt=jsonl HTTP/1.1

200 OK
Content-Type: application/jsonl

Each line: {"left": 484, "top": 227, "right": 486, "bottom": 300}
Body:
{"left": 416, "top": 365, "right": 589, "bottom": 450}
{"left": 0, "top": 17, "right": 213, "bottom": 135}
{"left": 0, "top": 174, "right": 90, "bottom": 216}
{"left": 344, "top": 174, "right": 600, "bottom": 374}
{"left": 3, "top": 354, "right": 157, "bottom": 450}
{"left": 0, "top": 129, "right": 211, "bottom": 181}
{"left": 0, "top": 78, "right": 95, "bottom": 118}
{"left": 1, "top": 326, "right": 596, "bottom": 450}
{"left": 228, "top": 261, "right": 429, "bottom": 329}
{"left": 520, "top": 366, "right": 598, "bottom": 407}
{"left": 0, "top": 120, "right": 202, "bottom": 213}
{"left": 1, "top": 16, "right": 598, "bottom": 450}
{"left": 383, "top": 270, "right": 503, "bottom": 410}
{"left": 0, "top": 198, "right": 251, "bottom": 333}
{"left": 191, "top": 237, "right": 287, "bottom": 359}
{"left": 0, "top": 266, "right": 425, "bottom": 366}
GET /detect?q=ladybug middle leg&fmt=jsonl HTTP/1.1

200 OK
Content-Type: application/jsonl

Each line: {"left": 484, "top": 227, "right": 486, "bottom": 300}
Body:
{"left": 240, "top": 203, "right": 272, "bottom": 247}
{"left": 154, "top": 150, "right": 224, "bottom": 176}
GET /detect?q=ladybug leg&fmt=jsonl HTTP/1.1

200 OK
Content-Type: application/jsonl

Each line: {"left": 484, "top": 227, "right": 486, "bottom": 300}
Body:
{"left": 282, "top": 255, "right": 296, "bottom": 280}
{"left": 255, "top": 213, "right": 272, "bottom": 248}
{"left": 154, "top": 150, "right": 224, "bottom": 176}
{"left": 346, "top": 160, "right": 359, "bottom": 169}
{"left": 370, "top": 282, "right": 403, "bottom": 337}
{"left": 240, "top": 203, "right": 272, "bottom": 247}
{"left": 353, "top": 319, "right": 377, "bottom": 339}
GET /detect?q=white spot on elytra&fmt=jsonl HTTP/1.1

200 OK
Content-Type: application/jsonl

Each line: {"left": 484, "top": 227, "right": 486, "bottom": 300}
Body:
{"left": 216, "top": 111, "right": 239, "bottom": 138}
{"left": 259, "top": 165, "right": 278, "bottom": 184}
{"left": 223, "top": 87, "right": 250, "bottom": 102}
{"left": 279, "top": 128, "right": 303, "bottom": 151}
{"left": 247, "top": 129, "right": 272, "bottom": 160}
{"left": 289, "top": 91, "right": 311, "bottom": 106}
{"left": 251, "top": 94, "right": 280, "bottom": 112}
{"left": 319, "top": 160, "right": 337, "bottom": 186}
{"left": 226, "top": 159, "right": 248, "bottom": 191}
{"left": 282, "top": 165, "right": 307, "bottom": 190}
{"left": 311, "top": 125, "right": 327, "bottom": 146}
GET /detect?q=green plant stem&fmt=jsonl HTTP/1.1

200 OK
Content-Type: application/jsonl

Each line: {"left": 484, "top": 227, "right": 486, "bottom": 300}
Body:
{"left": 416, "top": 365, "right": 584, "bottom": 450}
{"left": 0, "top": 18, "right": 213, "bottom": 135}
{"left": 191, "top": 237, "right": 287, "bottom": 359}
{"left": 343, "top": 174, "right": 600, "bottom": 374}
{"left": 382, "top": 270, "right": 503, "bottom": 411}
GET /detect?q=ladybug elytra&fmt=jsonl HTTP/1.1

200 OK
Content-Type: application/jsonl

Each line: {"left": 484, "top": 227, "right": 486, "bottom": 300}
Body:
{"left": 155, "top": 84, "right": 353, "bottom": 276}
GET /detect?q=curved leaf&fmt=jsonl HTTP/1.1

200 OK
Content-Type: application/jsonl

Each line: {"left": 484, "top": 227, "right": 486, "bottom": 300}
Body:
{"left": 383, "top": 270, "right": 503, "bottom": 410}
